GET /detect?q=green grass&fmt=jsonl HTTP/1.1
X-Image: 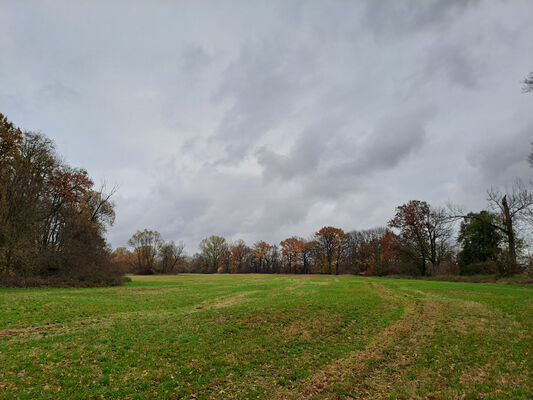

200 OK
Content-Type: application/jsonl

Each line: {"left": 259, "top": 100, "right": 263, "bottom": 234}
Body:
{"left": 0, "top": 274, "right": 531, "bottom": 399}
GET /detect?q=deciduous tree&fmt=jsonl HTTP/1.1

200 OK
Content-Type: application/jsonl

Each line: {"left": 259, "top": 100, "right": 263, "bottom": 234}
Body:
{"left": 158, "top": 241, "right": 185, "bottom": 274}
{"left": 457, "top": 211, "right": 503, "bottom": 273}
{"left": 0, "top": 114, "right": 119, "bottom": 285}
{"left": 388, "top": 200, "right": 452, "bottom": 276}
{"left": 252, "top": 241, "right": 273, "bottom": 273}
{"left": 280, "top": 237, "right": 303, "bottom": 273}
{"left": 199, "top": 235, "right": 228, "bottom": 273}
{"left": 300, "top": 240, "right": 317, "bottom": 274}
{"left": 128, "top": 229, "right": 162, "bottom": 274}
{"left": 486, "top": 182, "right": 533, "bottom": 274}
{"left": 314, "top": 227, "right": 345, "bottom": 275}
{"left": 344, "top": 228, "right": 386, "bottom": 274}
{"left": 229, "top": 240, "right": 250, "bottom": 273}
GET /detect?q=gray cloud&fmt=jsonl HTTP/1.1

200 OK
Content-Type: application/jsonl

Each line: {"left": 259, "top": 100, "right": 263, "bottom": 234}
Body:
{"left": 339, "top": 108, "right": 435, "bottom": 175}
{"left": 1, "top": 0, "right": 532, "bottom": 252}
{"left": 363, "top": 0, "right": 479, "bottom": 38}
{"left": 37, "top": 81, "right": 80, "bottom": 104}
{"left": 211, "top": 37, "right": 317, "bottom": 163}
{"left": 425, "top": 45, "right": 481, "bottom": 90}
{"left": 256, "top": 120, "right": 337, "bottom": 182}
{"left": 182, "top": 46, "right": 212, "bottom": 74}
{"left": 467, "top": 120, "right": 533, "bottom": 185}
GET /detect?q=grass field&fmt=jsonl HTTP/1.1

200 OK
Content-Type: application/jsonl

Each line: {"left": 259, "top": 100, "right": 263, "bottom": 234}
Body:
{"left": 1, "top": 274, "right": 531, "bottom": 399}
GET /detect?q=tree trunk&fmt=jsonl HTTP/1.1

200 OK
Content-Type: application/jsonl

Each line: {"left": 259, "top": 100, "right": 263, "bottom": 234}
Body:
{"left": 501, "top": 195, "right": 517, "bottom": 275}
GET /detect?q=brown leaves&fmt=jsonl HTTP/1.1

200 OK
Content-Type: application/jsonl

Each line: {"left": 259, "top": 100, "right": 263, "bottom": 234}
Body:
{"left": 314, "top": 226, "right": 345, "bottom": 274}
{"left": 0, "top": 113, "right": 23, "bottom": 166}
{"left": 280, "top": 237, "right": 304, "bottom": 273}
{"left": 48, "top": 167, "right": 93, "bottom": 204}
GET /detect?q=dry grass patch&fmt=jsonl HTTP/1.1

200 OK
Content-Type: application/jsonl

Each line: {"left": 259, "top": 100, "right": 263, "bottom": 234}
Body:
{"left": 272, "top": 289, "right": 442, "bottom": 399}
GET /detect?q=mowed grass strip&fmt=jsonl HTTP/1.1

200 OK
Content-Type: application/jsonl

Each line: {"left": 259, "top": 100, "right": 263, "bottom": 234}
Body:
{"left": 0, "top": 275, "right": 531, "bottom": 399}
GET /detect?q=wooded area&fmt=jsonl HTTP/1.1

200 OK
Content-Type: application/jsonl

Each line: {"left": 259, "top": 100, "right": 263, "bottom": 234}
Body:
{"left": 0, "top": 114, "right": 122, "bottom": 286}
{"left": 116, "top": 188, "right": 533, "bottom": 278}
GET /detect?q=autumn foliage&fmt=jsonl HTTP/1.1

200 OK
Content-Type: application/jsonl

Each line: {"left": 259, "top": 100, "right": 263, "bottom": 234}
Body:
{"left": 0, "top": 114, "right": 121, "bottom": 286}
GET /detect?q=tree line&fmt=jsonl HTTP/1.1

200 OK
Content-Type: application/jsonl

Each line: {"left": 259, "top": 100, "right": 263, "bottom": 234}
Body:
{"left": 118, "top": 186, "right": 533, "bottom": 277}
{"left": 0, "top": 114, "right": 121, "bottom": 286}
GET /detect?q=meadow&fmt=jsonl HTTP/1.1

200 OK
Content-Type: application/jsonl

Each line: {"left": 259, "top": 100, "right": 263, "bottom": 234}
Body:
{"left": 0, "top": 274, "right": 531, "bottom": 399}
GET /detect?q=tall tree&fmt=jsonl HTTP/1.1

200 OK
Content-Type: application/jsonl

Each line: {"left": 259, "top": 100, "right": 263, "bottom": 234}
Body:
{"left": 457, "top": 211, "right": 503, "bottom": 273}
{"left": 344, "top": 228, "right": 386, "bottom": 274}
{"left": 379, "top": 229, "right": 403, "bottom": 274}
{"left": 299, "top": 239, "right": 317, "bottom": 274}
{"left": 229, "top": 240, "right": 250, "bottom": 273}
{"left": 451, "top": 182, "right": 533, "bottom": 275}
{"left": 523, "top": 72, "right": 533, "bottom": 168}
{"left": 486, "top": 183, "right": 533, "bottom": 274}
{"left": 388, "top": 200, "right": 452, "bottom": 276}
{"left": 280, "top": 237, "right": 303, "bottom": 273}
{"left": 314, "top": 226, "right": 345, "bottom": 275}
{"left": 158, "top": 240, "right": 185, "bottom": 274}
{"left": 128, "top": 229, "right": 162, "bottom": 274}
{"left": 252, "top": 241, "right": 273, "bottom": 273}
{"left": 199, "top": 235, "right": 228, "bottom": 273}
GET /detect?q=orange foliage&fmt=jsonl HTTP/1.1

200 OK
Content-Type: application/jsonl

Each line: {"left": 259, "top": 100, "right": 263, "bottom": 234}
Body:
{"left": 280, "top": 237, "right": 304, "bottom": 273}
{"left": 49, "top": 167, "right": 93, "bottom": 204}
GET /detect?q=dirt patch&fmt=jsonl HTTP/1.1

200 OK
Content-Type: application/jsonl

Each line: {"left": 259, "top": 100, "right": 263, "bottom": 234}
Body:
{"left": 212, "top": 291, "right": 255, "bottom": 309}
{"left": 285, "top": 286, "right": 300, "bottom": 291}
{"left": 196, "top": 291, "right": 257, "bottom": 311}
{"left": 114, "top": 288, "right": 184, "bottom": 295}
{"left": 280, "top": 318, "right": 323, "bottom": 342}
{"left": 0, "top": 324, "right": 60, "bottom": 337}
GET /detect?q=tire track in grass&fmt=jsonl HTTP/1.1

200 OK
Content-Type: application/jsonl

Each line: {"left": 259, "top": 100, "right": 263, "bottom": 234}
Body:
{"left": 272, "top": 282, "right": 443, "bottom": 399}
{"left": 274, "top": 283, "right": 531, "bottom": 399}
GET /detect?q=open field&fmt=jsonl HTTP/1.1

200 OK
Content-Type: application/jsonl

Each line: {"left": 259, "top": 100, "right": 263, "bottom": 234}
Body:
{"left": 0, "top": 274, "right": 531, "bottom": 399}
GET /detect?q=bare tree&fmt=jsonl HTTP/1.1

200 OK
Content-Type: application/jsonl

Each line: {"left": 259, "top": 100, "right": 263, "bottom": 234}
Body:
{"left": 522, "top": 73, "right": 533, "bottom": 168}
{"left": 300, "top": 239, "right": 317, "bottom": 274}
{"left": 389, "top": 201, "right": 453, "bottom": 276}
{"left": 128, "top": 229, "right": 163, "bottom": 274}
{"left": 229, "top": 239, "right": 251, "bottom": 273}
{"left": 487, "top": 181, "right": 533, "bottom": 274}
{"left": 344, "top": 228, "right": 386, "bottom": 274}
{"left": 158, "top": 240, "right": 185, "bottom": 274}
{"left": 86, "top": 183, "right": 117, "bottom": 231}
{"left": 314, "top": 226, "right": 345, "bottom": 275}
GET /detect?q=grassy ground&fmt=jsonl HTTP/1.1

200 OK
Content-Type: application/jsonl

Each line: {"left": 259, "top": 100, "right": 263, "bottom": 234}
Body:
{"left": 0, "top": 274, "right": 531, "bottom": 399}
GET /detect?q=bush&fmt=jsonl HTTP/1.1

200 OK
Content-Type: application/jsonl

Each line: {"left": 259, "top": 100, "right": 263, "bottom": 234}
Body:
{"left": 0, "top": 270, "right": 124, "bottom": 288}
{"left": 460, "top": 261, "right": 498, "bottom": 275}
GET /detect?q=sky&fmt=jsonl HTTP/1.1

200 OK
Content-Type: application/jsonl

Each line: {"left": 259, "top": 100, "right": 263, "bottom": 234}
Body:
{"left": 1, "top": 0, "right": 532, "bottom": 253}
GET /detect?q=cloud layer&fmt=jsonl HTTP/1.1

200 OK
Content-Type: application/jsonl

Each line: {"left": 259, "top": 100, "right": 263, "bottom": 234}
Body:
{"left": 1, "top": 0, "right": 532, "bottom": 252}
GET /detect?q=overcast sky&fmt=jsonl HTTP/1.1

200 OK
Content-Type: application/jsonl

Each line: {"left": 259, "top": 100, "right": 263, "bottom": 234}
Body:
{"left": 1, "top": 0, "right": 532, "bottom": 252}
